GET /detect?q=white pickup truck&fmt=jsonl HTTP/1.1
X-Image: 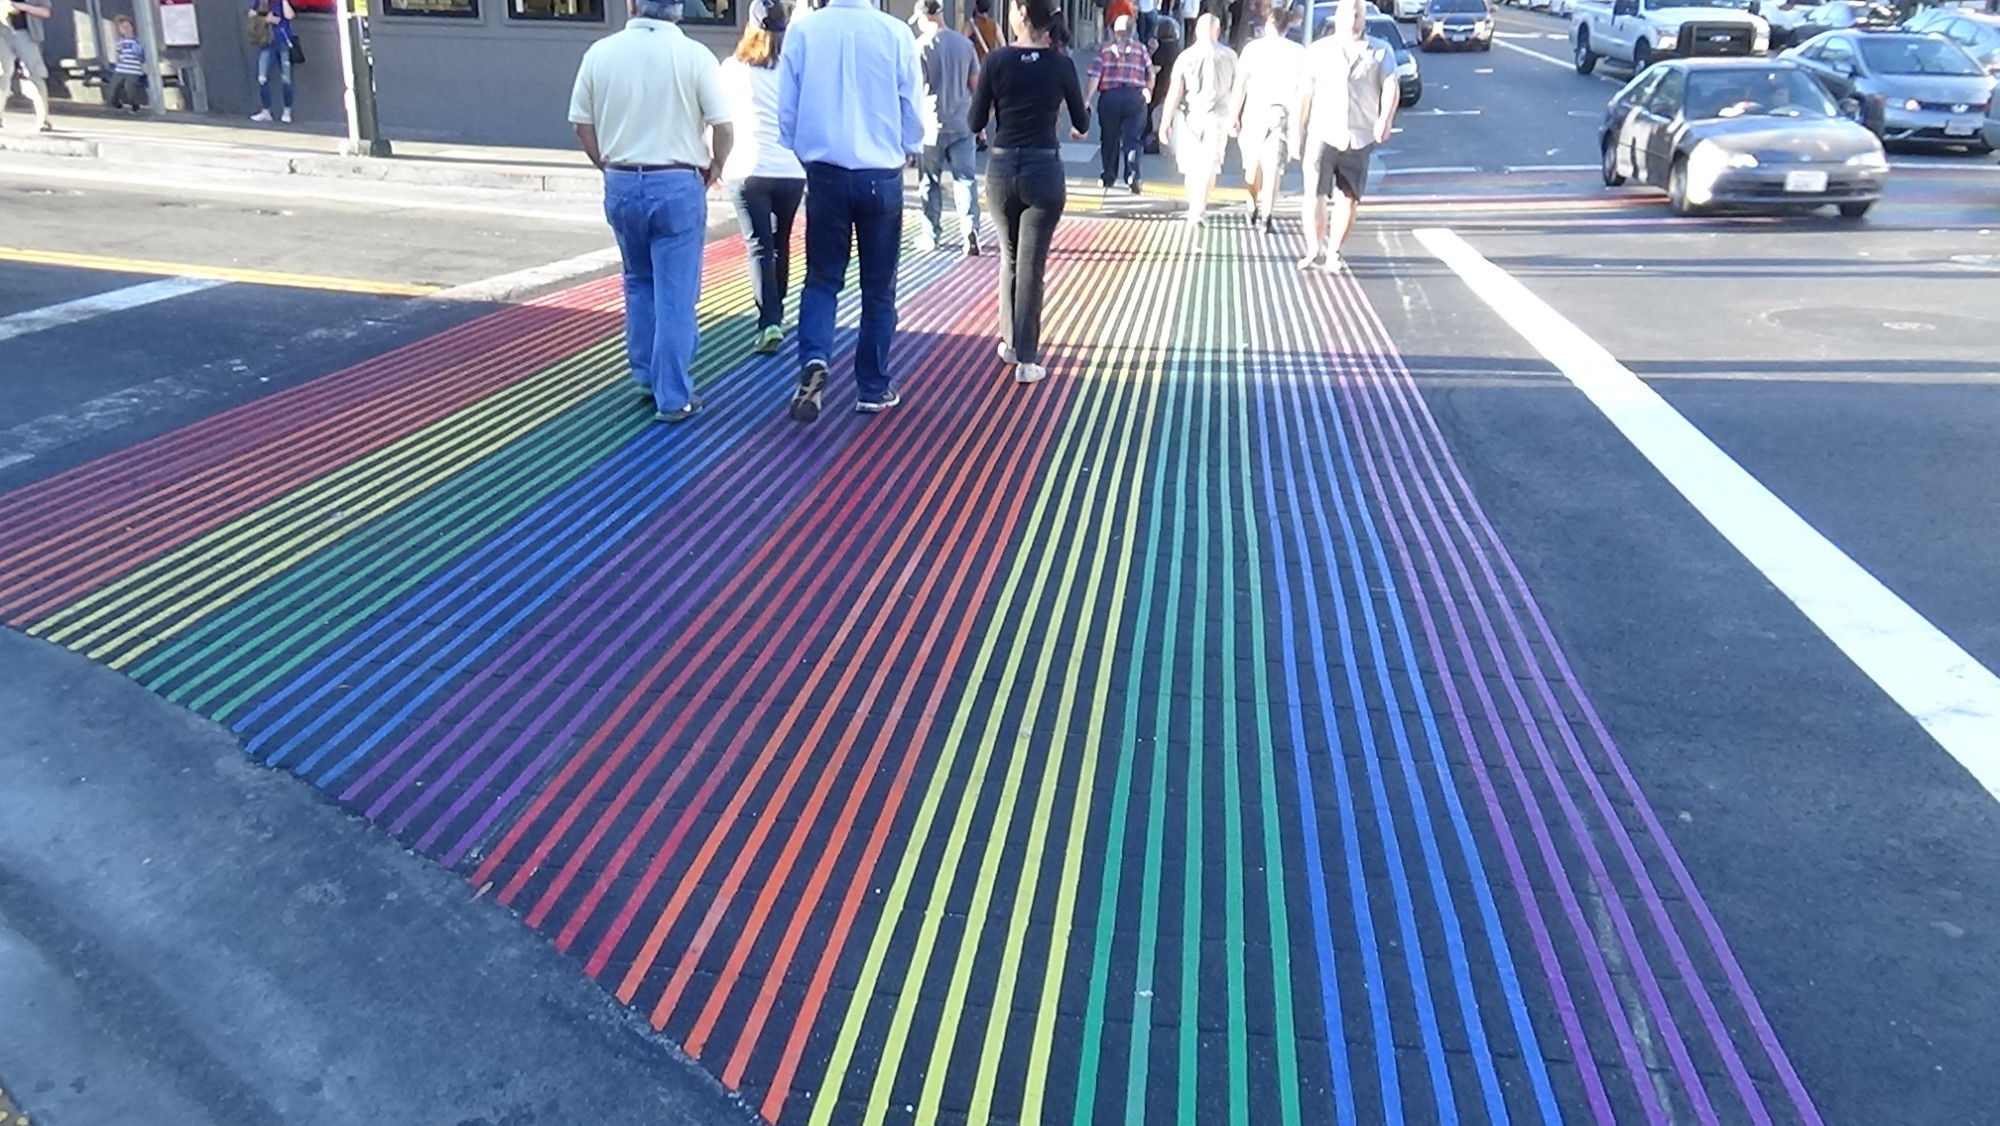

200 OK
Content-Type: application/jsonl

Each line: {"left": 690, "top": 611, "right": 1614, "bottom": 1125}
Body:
{"left": 1570, "top": 0, "right": 1770, "bottom": 74}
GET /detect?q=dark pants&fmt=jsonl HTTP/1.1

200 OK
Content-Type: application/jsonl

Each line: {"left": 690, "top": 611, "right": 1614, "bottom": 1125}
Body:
{"left": 726, "top": 175, "right": 804, "bottom": 331}
{"left": 799, "top": 161, "right": 903, "bottom": 396}
{"left": 107, "top": 72, "right": 148, "bottom": 110}
{"left": 987, "top": 148, "right": 1067, "bottom": 365}
{"left": 1097, "top": 86, "right": 1148, "bottom": 187}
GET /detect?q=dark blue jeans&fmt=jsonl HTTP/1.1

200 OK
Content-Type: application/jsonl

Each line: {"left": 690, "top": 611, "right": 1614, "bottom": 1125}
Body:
{"left": 602, "top": 167, "right": 708, "bottom": 411}
{"left": 726, "top": 175, "right": 805, "bottom": 331}
{"left": 799, "top": 161, "right": 903, "bottom": 396}
{"left": 1098, "top": 86, "right": 1148, "bottom": 187}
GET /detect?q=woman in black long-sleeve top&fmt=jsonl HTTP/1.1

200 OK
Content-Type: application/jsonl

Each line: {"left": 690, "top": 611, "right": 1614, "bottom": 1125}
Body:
{"left": 967, "top": 0, "right": 1090, "bottom": 386}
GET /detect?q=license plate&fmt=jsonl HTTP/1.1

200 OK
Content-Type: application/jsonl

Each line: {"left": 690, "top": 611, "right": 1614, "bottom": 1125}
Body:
{"left": 1449, "top": 28, "right": 1468, "bottom": 36}
{"left": 1946, "top": 120, "right": 1978, "bottom": 136}
{"left": 1784, "top": 170, "right": 1828, "bottom": 193}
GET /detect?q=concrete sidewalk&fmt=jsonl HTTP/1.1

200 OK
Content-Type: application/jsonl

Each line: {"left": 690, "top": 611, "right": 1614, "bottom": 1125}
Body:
{"left": 0, "top": 109, "right": 602, "bottom": 196}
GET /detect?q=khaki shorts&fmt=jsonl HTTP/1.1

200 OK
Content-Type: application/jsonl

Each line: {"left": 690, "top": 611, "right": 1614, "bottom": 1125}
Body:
{"left": 1173, "top": 112, "right": 1227, "bottom": 178}
{"left": 0, "top": 26, "right": 49, "bottom": 83}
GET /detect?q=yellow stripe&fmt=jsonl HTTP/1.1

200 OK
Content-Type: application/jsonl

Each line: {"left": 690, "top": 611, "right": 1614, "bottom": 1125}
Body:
{"left": 0, "top": 245, "right": 443, "bottom": 297}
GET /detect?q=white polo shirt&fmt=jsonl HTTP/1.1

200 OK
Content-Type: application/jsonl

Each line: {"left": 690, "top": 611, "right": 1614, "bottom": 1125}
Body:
{"left": 568, "top": 17, "right": 729, "bottom": 168}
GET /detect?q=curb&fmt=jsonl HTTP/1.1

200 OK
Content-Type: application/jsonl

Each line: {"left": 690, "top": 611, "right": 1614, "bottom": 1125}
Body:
{"left": 0, "top": 132, "right": 602, "bottom": 197}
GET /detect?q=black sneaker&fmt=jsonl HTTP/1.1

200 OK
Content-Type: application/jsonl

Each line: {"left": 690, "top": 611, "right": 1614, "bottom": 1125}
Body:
{"left": 855, "top": 387, "right": 903, "bottom": 414}
{"left": 791, "top": 360, "right": 828, "bottom": 423}
{"left": 654, "top": 397, "right": 703, "bottom": 423}
{"left": 964, "top": 233, "right": 981, "bottom": 257}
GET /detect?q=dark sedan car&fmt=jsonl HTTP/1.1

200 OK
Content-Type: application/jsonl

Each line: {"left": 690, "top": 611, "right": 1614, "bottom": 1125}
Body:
{"left": 1367, "top": 14, "right": 1425, "bottom": 105}
{"left": 1786, "top": 30, "right": 1996, "bottom": 148}
{"left": 1600, "top": 58, "right": 1890, "bottom": 215}
{"left": 1418, "top": 0, "right": 1494, "bottom": 50}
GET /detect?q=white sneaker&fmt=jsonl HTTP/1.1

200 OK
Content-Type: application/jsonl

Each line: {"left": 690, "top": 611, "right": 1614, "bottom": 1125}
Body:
{"left": 997, "top": 341, "right": 1017, "bottom": 365}
{"left": 1320, "top": 252, "right": 1346, "bottom": 274}
{"left": 1296, "top": 251, "right": 1323, "bottom": 270}
{"left": 280, "top": 109, "right": 292, "bottom": 124}
{"left": 250, "top": 109, "right": 272, "bottom": 122}
{"left": 1015, "top": 362, "right": 1048, "bottom": 385}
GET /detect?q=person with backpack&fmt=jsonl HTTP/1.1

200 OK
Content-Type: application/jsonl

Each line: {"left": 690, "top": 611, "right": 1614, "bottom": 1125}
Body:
{"left": 247, "top": 0, "right": 298, "bottom": 124}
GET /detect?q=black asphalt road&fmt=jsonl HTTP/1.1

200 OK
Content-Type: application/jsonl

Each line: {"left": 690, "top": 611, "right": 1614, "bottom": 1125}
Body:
{"left": 1361, "top": 9, "right": 2000, "bottom": 1123}
{"left": 5, "top": 21, "right": 2000, "bottom": 1123}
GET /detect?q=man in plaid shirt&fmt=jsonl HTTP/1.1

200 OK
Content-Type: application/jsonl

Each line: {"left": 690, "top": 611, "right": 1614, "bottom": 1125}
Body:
{"left": 1084, "top": 14, "right": 1157, "bottom": 192}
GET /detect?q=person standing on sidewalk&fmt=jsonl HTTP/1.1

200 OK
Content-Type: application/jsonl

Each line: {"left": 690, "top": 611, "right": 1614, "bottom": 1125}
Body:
{"left": 1228, "top": 3, "right": 1305, "bottom": 233}
{"left": 247, "top": 0, "right": 297, "bottom": 124}
{"left": 913, "top": 0, "right": 982, "bottom": 256}
{"left": 1141, "top": 0, "right": 1179, "bottom": 153}
{"left": 570, "top": 0, "right": 733, "bottom": 423}
{"left": 1084, "top": 13, "right": 1154, "bottom": 194}
{"left": 968, "top": 0, "right": 1088, "bottom": 387}
{"left": 1293, "top": 0, "right": 1396, "bottom": 272}
{"left": 778, "top": 0, "right": 922, "bottom": 421}
{"left": 719, "top": 0, "right": 805, "bottom": 356}
{"left": 107, "top": 15, "right": 150, "bottom": 112}
{"left": 1158, "top": 12, "right": 1235, "bottom": 228}
{"left": 0, "top": 0, "right": 52, "bottom": 133}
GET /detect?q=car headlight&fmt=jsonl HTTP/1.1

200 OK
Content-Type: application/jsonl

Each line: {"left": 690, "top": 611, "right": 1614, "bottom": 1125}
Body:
{"left": 1900, "top": 97, "right": 1922, "bottom": 111}
{"left": 1753, "top": 31, "right": 1769, "bottom": 49}
{"left": 1685, "top": 140, "right": 1755, "bottom": 204}
{"left": 1657, "top": 31, "right": 1679, "bottom": 49}
{"left": 1844, "top": 148, "right": 1888, "bottom": 168}
{"left": 1398, "top": 57, "right": 1418, "bottom": 75}
{"left": 1475, "top": 18, "right": 1491, "bottom": 30}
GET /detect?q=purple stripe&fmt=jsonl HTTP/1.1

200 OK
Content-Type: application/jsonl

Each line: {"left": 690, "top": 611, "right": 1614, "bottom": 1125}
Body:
{"left": 1343, "top": 287, "right": 1823, "bottom": 1125}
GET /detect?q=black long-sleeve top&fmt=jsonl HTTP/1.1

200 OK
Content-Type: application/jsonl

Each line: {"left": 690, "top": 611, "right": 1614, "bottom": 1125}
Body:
{"left": 967, "top": 45, "right": 1090, "bottom": 151}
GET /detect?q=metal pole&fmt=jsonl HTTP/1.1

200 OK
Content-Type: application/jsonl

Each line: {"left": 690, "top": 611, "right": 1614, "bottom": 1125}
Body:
{"left": 130, "top": 0, "right": 168, "bottom": 115}
{"left": 334, "top": 0, "right": 389, "bottom": 156}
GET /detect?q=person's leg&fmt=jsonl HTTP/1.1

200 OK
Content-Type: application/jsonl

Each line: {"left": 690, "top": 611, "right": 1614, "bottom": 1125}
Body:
{"left": 648, "top": 172, "right": 709, "bottom": 413}
{"left": 1300, "top": 142, "right": 1331, "bottom": 264}
{"left": 771, "top": 178, "right": 804, "bottom": 314}
{"left": 1098, "top": 104, "right": 1120, "bottom": 187}
{"left": 988, "top": 159, "right": 1025, "bottom": 356}
{"left": 601, "top": 173, "right": 657, "bottom": 396}
{"left": 797, "top": 163, "right": 852, "bottom": 372}
{"left": 255, "top": 45, "right": 275, "bottom": 111}
{"left": 1012, "top": 153, "right": 1067, "bottom": 369}
{"left": 278, "top": 49, "right": 294, "bottom": 111}
{"left": 1328, "top": 147, "right": 1371, "bottom": 266}
{"left": 948, "top": 134, "right": 981, "bottom": 249}
{"left": 918, "top": 143, "right": 946, "bottom": 246}
{"left": 850, "top": 166, "right": 905, "bottom": 400}
{"left": 730, "top": 178, "right": 782, "bottom": 331}
{"left": 1115, "top": 89, "right": 1145, "bottom": 187}
{"left": 16, "top": 40, "right": 49, "bottom": 128}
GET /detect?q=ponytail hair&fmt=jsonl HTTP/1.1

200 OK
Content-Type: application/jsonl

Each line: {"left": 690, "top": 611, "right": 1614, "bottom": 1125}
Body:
{"left": 1021, "top": 0, "right": 1057, "bottom": 29}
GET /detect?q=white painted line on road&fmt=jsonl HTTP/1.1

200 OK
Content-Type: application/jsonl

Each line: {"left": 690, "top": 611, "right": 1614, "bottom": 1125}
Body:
{"left": 1501, "top": 163, "right": 1600, "bottom": 172}
{"left": 1422, "top": 108, "right": 1484, "bottom": 116}
{"left": 0, "top": 277, "right": 223, "bottom": 343}
{"left": 1494, "top": 35, "right": 1620, "bottom": 84}
{"left": 429, "top": 247, "right": 623, "bottom": 304}
{"left": 1891, "top": 158, "right": 2000, "bottom": 171}
{"left": 1417, "top": 225, "right": 2000, "bottom": 802}
{"left": 1383, "top": 165, "right": 1483, "bottom": 175}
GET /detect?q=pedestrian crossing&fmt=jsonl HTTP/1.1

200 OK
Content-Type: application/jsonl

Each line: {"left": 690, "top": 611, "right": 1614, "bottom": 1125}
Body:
{"left": 0, "top": 212, "right": 1827, "bottom": 1126}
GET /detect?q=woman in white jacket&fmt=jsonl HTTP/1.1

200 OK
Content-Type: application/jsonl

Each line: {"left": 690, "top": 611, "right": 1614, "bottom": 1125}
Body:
{"left": 718, "top": 0, "right": 809, "bottom": 355}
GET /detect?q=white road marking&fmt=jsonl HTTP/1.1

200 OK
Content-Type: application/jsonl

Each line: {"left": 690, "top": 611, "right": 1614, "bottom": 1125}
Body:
{"left": 1494, "top": 35, "right": 1621, "bottom": 84}
{"left": 1502, "top": 163, "right": 1601, "bottom": 172}
{"left": 429, "top": 247, "right": 623, "bottom": 304}
{"left": 1891, "top": 158, "right": 2000, "bottom": 171}
{"left": 1423, "top": 108, "right": 1484, "bottom": 115}
{"left": 1417, "top": 226, "right": 2000, "bottom": 802}
{"left": 1383, "top": 165, "right": 1483, "bottom": 174}
{"left": 0, "top": 277, "right": 223, "bottom": 343}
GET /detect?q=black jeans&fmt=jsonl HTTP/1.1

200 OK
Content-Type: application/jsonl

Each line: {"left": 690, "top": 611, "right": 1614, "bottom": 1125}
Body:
{"left": 986, "top": 148, "right": 1067, "bottom": 366}
{"left": 107, "top": 72, "right": 148, "bottom": 111}
{"left": 1097, "top": 86, "right": 1148, "bottom": 187}
{"left": 726, "top": 176, "right": 805, "bottom": 331}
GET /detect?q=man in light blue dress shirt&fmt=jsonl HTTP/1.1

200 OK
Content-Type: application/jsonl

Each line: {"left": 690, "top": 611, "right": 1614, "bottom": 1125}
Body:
{"left": 777, "top": 0, "right": 925, "bottom": 421}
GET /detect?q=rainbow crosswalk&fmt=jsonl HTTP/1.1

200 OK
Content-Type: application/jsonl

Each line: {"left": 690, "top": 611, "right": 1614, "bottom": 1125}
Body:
{"left": 0, "top": 205, "right": 1822, "bottom": 1125}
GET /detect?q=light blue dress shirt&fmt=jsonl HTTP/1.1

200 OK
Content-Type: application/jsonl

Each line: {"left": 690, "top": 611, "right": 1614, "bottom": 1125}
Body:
{"left": 777, "top": 0, "right": 924, "bottom": 171}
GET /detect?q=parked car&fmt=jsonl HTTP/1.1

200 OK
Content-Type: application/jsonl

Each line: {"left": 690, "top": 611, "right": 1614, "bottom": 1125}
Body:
{"left": 1795, "top": 0, "right": 1901, "bottom": 33}
{"left": 1785, "top": 29, "right": 1996, "bottom": 147}
{"left": 1393, "top": 0, "right": 1429, "bottom": 20}
{"left": 1419, "top": 0, "right": 1497, "bottom": 48}
{"left": 1572, "top": 0, "right": 1771, "bottom": 77}
{"left": 1902, "top": 7, "right": 2000, "bottom": 72}
{"left": 1599, "top": 57, "right": 1890, "bottom": 213}
{"left": 1368, "top": 14, "right": 1427, "bottom": 104}
{"left": 1751, "top": 0, "right": 1826, "bottom": 48}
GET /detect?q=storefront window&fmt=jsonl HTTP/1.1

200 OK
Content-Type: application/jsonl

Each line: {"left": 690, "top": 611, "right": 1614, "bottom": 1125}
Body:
{"left": 382, "top": 0, "right": 479, "bottom": 16}
{"left": 676, "top": 0, "right": 735, "bottom": 25}
{"left": 512, "top": 0, "right": 605, "bottom": 19}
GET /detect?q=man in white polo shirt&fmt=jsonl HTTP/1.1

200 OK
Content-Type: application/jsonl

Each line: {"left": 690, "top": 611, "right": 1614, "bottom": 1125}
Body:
{"left": 570, "top": 0, "right": 733, "bottom": 423}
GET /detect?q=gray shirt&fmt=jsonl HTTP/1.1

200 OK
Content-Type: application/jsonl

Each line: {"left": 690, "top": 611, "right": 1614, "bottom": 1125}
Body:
{"left": 917, "top": 26, "right": 978, "bottom": 142}
{"left": 1172, "top": 39, "right": 1238, "bottom": 120}
{"left": 1302, "top": 35, "right": 1397, "bottom": 151}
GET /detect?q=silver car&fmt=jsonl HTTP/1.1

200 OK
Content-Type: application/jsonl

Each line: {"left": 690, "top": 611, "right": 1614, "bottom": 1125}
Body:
{"left": 1785, "top": 30, "right": 1996, "bottom": 149}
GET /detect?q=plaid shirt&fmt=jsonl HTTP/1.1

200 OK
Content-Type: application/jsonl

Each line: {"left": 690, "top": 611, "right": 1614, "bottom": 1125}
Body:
{"left": 1089, "top": 38, "right": 1152, "bottom": 91}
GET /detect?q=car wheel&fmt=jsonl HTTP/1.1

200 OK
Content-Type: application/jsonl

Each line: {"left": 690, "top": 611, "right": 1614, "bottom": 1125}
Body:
{"left": 1601, "top": 136, "right": 1627, "bottom": 186}
{"left": 1632, "top": 40, "right": 1652, "bottom": 72}
{"left": 1404, "top": 85, "right": 1423, "bottom": 108}
{"left": 1575, "top": 29, "right": 1598, "bottom": 73}
{"left": 1479, "top": 37, "right": 1493, "bottom": 49}
{"left": 1837, "top": 199, "right": 1873, "bottom": 219}
{"left": 1668, "top": 155, "right": 1697, "bottom": 214}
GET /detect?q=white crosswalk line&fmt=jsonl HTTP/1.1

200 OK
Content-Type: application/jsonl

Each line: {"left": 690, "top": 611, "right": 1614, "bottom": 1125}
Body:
{"left": 0, "top": 277, "right": 224, "bottom": 344}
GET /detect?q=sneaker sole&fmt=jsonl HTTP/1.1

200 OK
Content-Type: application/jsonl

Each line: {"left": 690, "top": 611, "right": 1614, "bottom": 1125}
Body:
{"left": 854, "top": 396, "right": 901, "bottom": 414}
{"left": 790, "top": 367, "right": 827, "bottom": 422}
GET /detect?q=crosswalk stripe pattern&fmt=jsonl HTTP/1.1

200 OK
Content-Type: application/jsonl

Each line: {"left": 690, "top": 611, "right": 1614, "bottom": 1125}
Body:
{"left": 0, "top": 203, "right": 1822, "bottom": 1126}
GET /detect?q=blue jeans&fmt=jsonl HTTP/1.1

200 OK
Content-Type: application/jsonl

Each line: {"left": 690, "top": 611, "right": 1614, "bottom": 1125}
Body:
{"left": 1098, "top": 86, "right": 1148, "bottom": 187}
{"left": 256, "top": 43, "right": 293, "bottom": 110}
{"left": 726, "top": 176, "right": 804, "bottom": 331}
{"left": 603, "top": 167, "right": 708, "bottom": 411}
{"left": 799, "top": 161, "right": 903, "bottom": 397}
{"left": 919, "top": 133, "right": 981, "bottom": 245}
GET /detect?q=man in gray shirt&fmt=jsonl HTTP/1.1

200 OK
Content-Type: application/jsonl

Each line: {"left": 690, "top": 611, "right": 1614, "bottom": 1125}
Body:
{"left": 913, "top": 0, "right": 982, "bottom": 256}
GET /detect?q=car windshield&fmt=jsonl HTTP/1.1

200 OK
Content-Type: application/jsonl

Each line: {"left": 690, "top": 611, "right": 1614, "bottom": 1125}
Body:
{"left": 1429, "top": 0, "right": 1485, "bottom": 13}
{"left": 1367, "top": 17, "right": 1408, "bottom": 44}
{"left": 1859, "top": 35, "right": 1985, "bottom": 73}
{"left": 1683, "top": 68, "right": 1842, "bottom": 117}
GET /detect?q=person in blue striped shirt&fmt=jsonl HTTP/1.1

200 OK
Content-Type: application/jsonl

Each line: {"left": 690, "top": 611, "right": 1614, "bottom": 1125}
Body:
{"left": 108, "top": 14, "right": 148, "bottom": 112}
